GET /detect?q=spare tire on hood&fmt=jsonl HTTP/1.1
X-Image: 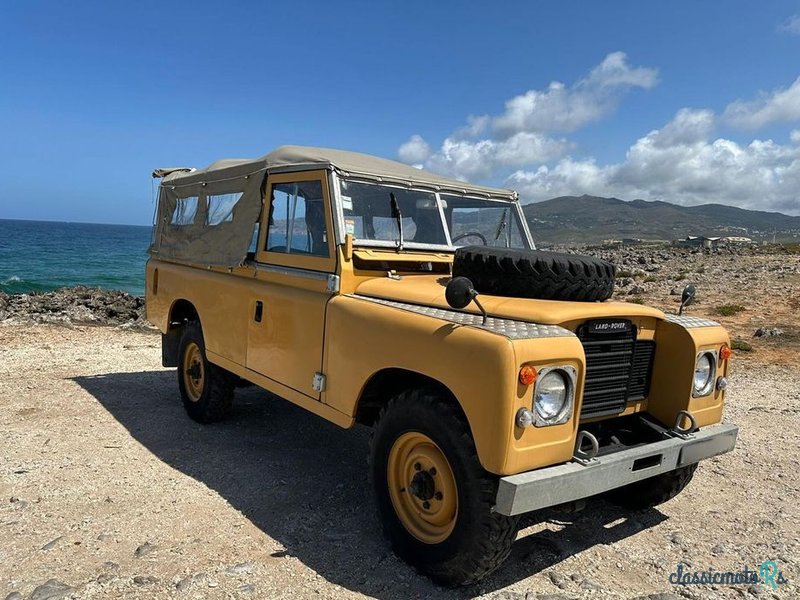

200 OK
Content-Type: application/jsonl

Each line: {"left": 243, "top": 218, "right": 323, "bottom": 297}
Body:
{"left": 452, "top": 246, "right": 616, "bottom": 302}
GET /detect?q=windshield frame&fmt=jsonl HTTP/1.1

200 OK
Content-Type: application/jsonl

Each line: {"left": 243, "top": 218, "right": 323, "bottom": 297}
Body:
{"left": 332, "top": 173, "right": 535, "bottom": 252}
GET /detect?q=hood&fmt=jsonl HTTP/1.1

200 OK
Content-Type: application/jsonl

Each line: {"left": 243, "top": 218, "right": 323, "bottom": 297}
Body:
{"left": 353, "top": 274, "right": 664, "bottom": 326}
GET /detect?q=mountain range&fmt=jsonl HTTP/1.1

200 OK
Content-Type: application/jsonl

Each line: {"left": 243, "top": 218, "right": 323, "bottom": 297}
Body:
{"left": 522, "top": 195, "right": 800, "bottom": 244}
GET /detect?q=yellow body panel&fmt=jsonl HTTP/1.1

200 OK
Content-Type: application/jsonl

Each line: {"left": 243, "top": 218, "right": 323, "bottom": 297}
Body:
{"left": 354, "top": 274, "right": 665, "bottom": 324}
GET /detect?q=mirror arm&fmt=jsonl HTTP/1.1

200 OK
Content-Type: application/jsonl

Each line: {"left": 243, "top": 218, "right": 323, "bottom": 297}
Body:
{"left": 471, "top": 294, "right": 488, "bottom": 325}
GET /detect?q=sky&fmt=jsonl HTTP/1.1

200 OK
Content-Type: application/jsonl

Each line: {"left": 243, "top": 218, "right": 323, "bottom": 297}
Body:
{"left": 1, "top": 1, "right": 799, "bottom": 225}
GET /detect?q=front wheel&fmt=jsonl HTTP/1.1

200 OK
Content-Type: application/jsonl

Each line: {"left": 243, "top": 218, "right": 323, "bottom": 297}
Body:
{"left": 369, "top": 389, "right": 519, "bottom": 586}
{"left": 177, "top": 322, "right": 234, "bottom": 423}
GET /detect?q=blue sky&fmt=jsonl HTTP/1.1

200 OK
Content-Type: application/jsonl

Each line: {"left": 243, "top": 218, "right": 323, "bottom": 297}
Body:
{"left": 1, "top": 1, "right": 799, "bottom": 225}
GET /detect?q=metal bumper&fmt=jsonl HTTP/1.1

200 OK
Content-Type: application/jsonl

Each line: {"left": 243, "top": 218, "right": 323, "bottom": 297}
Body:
{"left": 494, "top": 422, "right": 738, "bottom": 516}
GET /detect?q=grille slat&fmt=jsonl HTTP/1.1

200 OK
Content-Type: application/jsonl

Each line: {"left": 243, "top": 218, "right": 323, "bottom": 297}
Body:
{"left": 578, "top": 322, "right": 656, "bottom": 419}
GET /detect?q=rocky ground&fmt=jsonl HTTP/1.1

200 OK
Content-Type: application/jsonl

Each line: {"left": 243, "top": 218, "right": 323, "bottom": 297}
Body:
{"left": 1, "top": 247, "right": 798, "bottom": 599}
{"left": 0, "top": 287, "right": 146, "bottom": 328}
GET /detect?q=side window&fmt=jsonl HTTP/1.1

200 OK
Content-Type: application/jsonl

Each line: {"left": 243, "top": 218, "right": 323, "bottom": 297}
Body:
{"left": 266, "top": 180, "right": 329, "bottom": 257}
{"left": 206, "top": 192, "right": 243, "bottom": 225}
{"left": 171, "top": 196, "right": 199, "bottom": 225}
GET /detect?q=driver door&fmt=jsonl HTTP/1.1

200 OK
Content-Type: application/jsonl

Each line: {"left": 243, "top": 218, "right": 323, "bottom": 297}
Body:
{"left": 246, "top": 170, "right": 338, "bottom": 399}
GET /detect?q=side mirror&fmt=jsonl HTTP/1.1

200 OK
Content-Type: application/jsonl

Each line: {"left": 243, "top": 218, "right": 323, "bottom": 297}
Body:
{"left": 445, "top": 276, "right": 476, "bottom": 309}
{"left": 445, "top": 277, "right": 488, "bottom": 324}
{"left": 679, "top": 284, "right": 696, "bottom": 315}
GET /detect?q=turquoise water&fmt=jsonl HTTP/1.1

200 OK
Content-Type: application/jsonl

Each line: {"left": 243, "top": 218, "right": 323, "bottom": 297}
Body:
{"left": 0, "top": 219, "right": 151, "bottom": 296}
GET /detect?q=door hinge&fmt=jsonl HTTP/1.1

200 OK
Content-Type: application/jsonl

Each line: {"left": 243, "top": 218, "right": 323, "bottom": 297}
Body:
{"left": 326, "top": 274, "right": 340, "bottom": 293}
{"left": 312, "top": 372, "right": 327, "bottom": 392}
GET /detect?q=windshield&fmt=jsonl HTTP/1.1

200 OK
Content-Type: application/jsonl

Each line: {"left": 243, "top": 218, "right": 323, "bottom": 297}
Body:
{"left": 339, "top": 180, "right": 529, "bottom": 250}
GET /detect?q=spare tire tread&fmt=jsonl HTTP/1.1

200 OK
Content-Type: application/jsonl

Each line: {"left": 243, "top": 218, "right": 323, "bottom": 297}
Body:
{"left": 453, "top": 246, "right": 615, "bottom": 302}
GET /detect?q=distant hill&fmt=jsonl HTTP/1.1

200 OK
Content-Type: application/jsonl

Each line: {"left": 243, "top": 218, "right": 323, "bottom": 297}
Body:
{"left": 522, "top": 195, "right": 800, "bottom": 244}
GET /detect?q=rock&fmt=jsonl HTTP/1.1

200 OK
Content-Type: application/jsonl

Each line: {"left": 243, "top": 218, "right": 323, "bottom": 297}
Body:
{"left": 175, "top": 578, "right": 193, "bottom": 592}
{"left": 134, "top": 542, "right": 157, "bottom": 558}
{"left": 628, "top": 594, "right": 682, "bottom": 600}
{"left": 754, "top": 327, "right": 784, "bottom": 337}
{"left": 40, "top": 536, "right": 64, "bottom": 551}
{"left": 628, "top": 285, "right": 646, "bottom": 295}
{"left": 669, "top": 532, "right": 685, "bottom": 545}
{"left": 670, "top": 287, "right": 681, "bottom": 295}
{"left": 132, "top": 575, "right": 157, "bottom": 586}
{"left": 238, "top": 584, "right": 256, "bottom": 595}
{"left": 711, "top": 543, "right": 726, "bottom": 555}
{"left": 580, "top": 577, "right": 604, "bottom": 591}
{"left": 2, "top": 287, "right": 148, "bottom": 327}
{"left": 547, "top": 571, "right": 569, "bottom": 589}
{"left": 9, "top": 497, "right": 28, "bottom": 509}
{"left": 28, "top": 580, "right": 72, "bottom": 600}
{"left": 748, "top": 584, "right": 767, "bottom": 596}
{"left": 4, "top": 592, "right": 22, "bottom": 600}
{"left": 225, "top": 561, "right": 255, "bottom": 575}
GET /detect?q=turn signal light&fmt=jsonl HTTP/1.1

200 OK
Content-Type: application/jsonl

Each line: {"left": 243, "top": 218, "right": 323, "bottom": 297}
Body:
{"left": 719, "top": 344, "right": 733, "bottom": 361}
{"left": 519, "top": 366, "right": 538, "bottom": 386}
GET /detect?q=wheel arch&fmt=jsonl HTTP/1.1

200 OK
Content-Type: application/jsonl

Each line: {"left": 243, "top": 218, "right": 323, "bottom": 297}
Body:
{"left": 162, "top": 298, "right": 201, "bottom": 367}
{"left": 355, "top": 367, "right": 472, "bottom": 433}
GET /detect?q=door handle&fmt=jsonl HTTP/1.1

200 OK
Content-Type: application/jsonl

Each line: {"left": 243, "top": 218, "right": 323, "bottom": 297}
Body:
{"left": 254, "top": 300, "right": 263, "bottom": 322}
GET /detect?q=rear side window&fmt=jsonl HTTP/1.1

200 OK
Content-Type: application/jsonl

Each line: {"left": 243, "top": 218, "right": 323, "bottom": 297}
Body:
{"left": 206, "top": 192, "right": 243, "bottom": 225}
{"left": 171, "top": 196, "right": 199, "bottom": 225}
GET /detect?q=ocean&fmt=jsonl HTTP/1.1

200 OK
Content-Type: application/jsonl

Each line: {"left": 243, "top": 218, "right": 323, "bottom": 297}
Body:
{"left": 0, "top": 219, "right": 152, "bottom": 297}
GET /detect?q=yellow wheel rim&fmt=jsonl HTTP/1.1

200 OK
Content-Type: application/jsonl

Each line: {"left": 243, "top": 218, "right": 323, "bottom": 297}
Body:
{"left": 182, "top": 342, "right": 204, "bottom": 402}
{"left": 387, "top": 432, "right": 458, "bottom": 544}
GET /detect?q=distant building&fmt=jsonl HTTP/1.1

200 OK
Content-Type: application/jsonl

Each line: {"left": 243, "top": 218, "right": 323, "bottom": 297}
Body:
{"left": 674, "top": 235, "right": 752, "bottom": 249}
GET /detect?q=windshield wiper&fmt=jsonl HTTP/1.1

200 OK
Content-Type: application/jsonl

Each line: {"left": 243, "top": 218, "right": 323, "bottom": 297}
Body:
{"left": 390, "top": 192, "right": 404, "bottom": 251}
{"left": 494, "top": 208, "right": 508, "bottom": 244}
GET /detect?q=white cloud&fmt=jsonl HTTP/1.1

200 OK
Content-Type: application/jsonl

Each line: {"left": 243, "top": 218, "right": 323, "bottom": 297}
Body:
{"left": 397, "top": 134, "right": 432, "bottom": 164}
{"left": 399, "top": 52, "right": 657, "bottom": 180}
{"left": 779, "top": 14, "right": 800, "bottom": 34}
{"left": 424, "top": 133, "right": 570, "bottom": 181}
{"left": 791, "top": 129, "right": 800, "bottom": 143}
{"left": 493, "top": 52, "right": 658, "bottom": 135}
{"left": 507, "top": 110, "right": 800, "bottom": 214}
{"left": 723, "top": 76, "right": 800, "bottom": 129}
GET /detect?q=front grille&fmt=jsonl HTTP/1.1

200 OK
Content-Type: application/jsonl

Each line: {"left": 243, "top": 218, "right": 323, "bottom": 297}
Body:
{"left": 578, "top": 321, "right": 655, "bottom": 419}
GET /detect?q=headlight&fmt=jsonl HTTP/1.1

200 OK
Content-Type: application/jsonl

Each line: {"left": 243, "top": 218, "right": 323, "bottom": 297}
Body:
{"left": 532, "top": 367, "right": 575, "bottom": 425}
{"left": 693, "top": 352, "right": 717, "bottom": 397}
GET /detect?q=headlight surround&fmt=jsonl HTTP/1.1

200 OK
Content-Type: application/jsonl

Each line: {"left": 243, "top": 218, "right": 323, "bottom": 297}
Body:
{"left": 533, "top": 366, "right": 575, "bottom": 426}
{"left": 693, "top": 351, "right": 717, "bottom": 397}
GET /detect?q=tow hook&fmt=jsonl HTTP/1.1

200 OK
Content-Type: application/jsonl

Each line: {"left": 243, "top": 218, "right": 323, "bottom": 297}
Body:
{"left": 573, "top": 430, "right": 599, "bottom": 465}
{"left": 669, "top": 410, "right": 698, "bottom": 439}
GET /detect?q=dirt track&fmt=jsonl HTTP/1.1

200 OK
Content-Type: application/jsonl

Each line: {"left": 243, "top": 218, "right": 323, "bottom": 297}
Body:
{"left": 1, "top": 324, "right": 798, "bottom": 599}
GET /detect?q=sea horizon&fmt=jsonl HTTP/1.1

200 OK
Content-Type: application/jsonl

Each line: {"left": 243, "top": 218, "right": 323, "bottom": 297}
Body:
{"left": 0, "top": 219, "right": 151, "bottom": 296}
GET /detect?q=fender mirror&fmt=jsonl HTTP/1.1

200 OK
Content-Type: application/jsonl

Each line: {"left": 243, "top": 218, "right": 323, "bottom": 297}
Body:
{"left": 679, "top": 284, "right": 696, "bottom": 316}
{"left": 445, "top": 277, "right": 488, "bottom": 324}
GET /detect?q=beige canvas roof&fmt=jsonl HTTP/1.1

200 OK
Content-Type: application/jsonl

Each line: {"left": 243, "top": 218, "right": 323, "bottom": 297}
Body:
{"left": 157, "top": 145, "right": 517, "bottom": 200}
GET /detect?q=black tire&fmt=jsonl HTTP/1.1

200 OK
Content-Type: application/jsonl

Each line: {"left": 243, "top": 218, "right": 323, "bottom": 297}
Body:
{"left": 369, "top": 389, "right": 519, "bottom": 586}
{"left": 177, "top": 322, "right": 234, "bottom": 424}
{"left": 452, "top": 246, "right": 615, "bottom": 302}
{"left": 604, "top": 464, "right": 697, "bottom": 510}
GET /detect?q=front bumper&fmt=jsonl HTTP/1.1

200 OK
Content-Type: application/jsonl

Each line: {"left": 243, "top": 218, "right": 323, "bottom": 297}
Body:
{"left": 494, "top": 422, "right": 738, "bottom": 516}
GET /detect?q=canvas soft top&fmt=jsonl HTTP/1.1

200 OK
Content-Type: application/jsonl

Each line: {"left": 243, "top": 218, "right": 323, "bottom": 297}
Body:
{"left": 150, "top": 145, "right": 519, "bottom": 268}
{"left": 156, "top": 145, "right": 517, "bottom": 200}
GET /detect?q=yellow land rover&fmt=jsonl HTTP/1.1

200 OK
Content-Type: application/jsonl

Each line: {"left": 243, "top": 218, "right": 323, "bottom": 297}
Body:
{"left": 146, "top": 146, "right": 738, "bottom": 585}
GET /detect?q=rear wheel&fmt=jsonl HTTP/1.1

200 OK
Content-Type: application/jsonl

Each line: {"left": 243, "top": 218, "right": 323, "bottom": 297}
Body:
{"left": 177, "top": 322, "right": 233, "bottom": 423}
{"left": 604, "top": 464, "right": 697, "bottom": 510}
{"left": 370, "top": 389, "right": 519, "bottom": 586}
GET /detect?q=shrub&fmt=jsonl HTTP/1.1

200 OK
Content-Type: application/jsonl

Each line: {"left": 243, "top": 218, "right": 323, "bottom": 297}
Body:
{"left": 643, "top": 275, "right": 659, "bottom": 283}
{"left": 627, "top": 297, "right": 646, "bottom": 305}
{"left": 715, "top": 304, "right": 746, "bottom": 317}
{"left": 731, "top": 339, "right": 753, "bottom": 352}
